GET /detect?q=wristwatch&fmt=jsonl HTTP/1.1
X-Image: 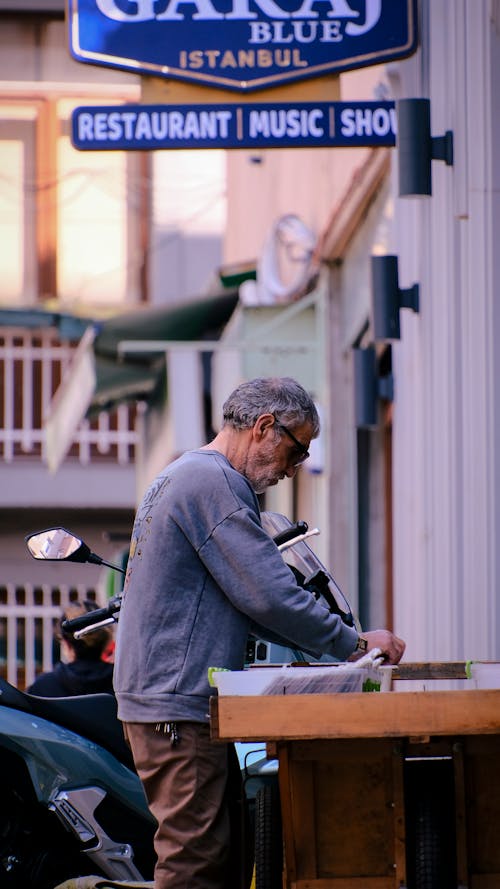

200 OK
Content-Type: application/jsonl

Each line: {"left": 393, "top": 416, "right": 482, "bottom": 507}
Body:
{"left": 355, "top": 635, "right": 368, "bottom": 653}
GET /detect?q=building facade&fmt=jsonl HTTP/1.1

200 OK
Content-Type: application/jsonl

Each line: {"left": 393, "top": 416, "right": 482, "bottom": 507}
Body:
{"left": 3, "top": 0, "right": 496, "bottom": 680}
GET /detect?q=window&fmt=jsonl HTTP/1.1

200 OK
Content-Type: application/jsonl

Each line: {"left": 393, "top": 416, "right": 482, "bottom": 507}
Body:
{"left": 0, "top": 94, "right": 149, "bottom": 308}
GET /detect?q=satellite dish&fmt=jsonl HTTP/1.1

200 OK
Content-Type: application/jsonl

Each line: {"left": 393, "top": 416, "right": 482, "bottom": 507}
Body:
{"left": 257, "top": 214, "right": 318, "bottom": 304}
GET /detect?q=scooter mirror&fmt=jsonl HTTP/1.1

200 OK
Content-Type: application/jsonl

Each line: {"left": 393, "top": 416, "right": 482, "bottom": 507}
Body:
{"left": 25, "top": 527, "right": 90, "bottom": 562}
{"left": 25, "top": 526, "right": 127, "bottom": 573}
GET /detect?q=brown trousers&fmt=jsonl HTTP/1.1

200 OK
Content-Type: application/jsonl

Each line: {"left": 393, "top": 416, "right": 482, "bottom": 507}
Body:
{"left": 124, "top": 721, "right": 240, "bottom": 889}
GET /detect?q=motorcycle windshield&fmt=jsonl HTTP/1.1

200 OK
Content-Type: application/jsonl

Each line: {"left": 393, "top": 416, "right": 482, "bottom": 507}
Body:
{"left": 261, "top": 511, "right": 359, "bottom": 630}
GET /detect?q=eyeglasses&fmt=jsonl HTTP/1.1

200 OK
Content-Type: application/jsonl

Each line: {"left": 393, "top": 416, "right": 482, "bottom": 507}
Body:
{"left": 274, "top": 420, "right": 310, "bottom": 464}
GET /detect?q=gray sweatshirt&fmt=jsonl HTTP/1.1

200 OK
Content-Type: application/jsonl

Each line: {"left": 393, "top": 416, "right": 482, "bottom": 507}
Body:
{"left": 113, "top": 449, "right": 358, "bottom": 723}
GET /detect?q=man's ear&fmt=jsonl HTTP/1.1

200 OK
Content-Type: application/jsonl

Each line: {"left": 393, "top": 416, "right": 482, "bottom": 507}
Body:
{"left": 253, "top": 413, "right": 275, "bottom": 442}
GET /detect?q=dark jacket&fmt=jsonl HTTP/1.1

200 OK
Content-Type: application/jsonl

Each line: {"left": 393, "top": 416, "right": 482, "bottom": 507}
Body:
{"left": 27, "top": 659, "right": 114, "bottom": 697}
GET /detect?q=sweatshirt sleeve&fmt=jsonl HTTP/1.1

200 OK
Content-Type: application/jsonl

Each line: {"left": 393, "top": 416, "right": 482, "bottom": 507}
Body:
{"left": 198, "top": 506, "right": 358, "bottom": 661}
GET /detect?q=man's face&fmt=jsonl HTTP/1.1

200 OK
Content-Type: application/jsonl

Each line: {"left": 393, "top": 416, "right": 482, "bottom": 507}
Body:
{"left": 244, "top": 420, "right": 314, "bottom": 494}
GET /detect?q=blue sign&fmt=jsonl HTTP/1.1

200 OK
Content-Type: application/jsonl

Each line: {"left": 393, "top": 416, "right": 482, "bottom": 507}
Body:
{"left": 71, "top": 100, "right": 396, "bottom": 150}
{"left": 68, "top": 1, "right": 417, "bottom": 93}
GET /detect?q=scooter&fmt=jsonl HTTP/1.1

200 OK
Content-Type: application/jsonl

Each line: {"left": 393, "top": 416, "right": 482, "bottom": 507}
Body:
{"left": 8, "top": 516, "right": 356, "bottom": 889}
{"left": 0, "top": 531, "right": 156, "bottom": 889}
{"left": 0, "top": 676, "right": 157, "bottom": 888}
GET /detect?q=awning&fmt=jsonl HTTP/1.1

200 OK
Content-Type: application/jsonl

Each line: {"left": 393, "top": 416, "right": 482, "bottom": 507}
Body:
{"left": 0, "top": 284, "right": 240, "bottom": 472}
{"left": 89, "top": 287, "right": 239, "bottom": 413}
{"left": 0, "top": 286, "right": 239, "bottom": 415}
{"left": 91, "top": 352, "right": 165, "bottom": 414}
{"left": 0, "top": 306, "right": 92, "bottom": 340}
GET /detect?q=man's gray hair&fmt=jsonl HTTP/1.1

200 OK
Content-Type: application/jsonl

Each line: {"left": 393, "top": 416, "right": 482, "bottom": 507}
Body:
{"left": 222, "top": 377, "right": 320, "bottom": 437}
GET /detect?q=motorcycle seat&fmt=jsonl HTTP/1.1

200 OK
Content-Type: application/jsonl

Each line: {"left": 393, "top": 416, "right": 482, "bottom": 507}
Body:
{"left": 0, "top": 678, "right": 135, "bottom": 770}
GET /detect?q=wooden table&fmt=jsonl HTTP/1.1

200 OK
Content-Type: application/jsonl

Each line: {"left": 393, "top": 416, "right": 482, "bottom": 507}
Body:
{"left": 210, "top": 664, "right": 500, "bottom": 889}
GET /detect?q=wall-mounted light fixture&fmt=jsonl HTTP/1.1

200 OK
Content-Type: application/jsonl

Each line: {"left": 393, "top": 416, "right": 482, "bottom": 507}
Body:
{"left": 353, "top": 345, "right": 394, "bottom": 430}
{"left": 397, "top": 98, "right": 453, "bottom": 197}
{"left": 371, "top": 254, "right": 419, "bottom": 341}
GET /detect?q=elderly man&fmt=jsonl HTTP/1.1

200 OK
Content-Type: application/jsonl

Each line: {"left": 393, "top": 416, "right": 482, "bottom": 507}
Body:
{"left": 113, "top": 376, "right": 405, "bottom": 889}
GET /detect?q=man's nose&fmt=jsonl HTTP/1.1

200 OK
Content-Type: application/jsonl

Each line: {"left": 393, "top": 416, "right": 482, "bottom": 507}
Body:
{"left": 285, "top": 464, "right": 298, "bottom": 478}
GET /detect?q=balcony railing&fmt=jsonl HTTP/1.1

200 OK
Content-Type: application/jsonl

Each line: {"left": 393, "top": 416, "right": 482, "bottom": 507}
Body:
{"left": 0, "top": 327, "right": 138, "bottom": 465}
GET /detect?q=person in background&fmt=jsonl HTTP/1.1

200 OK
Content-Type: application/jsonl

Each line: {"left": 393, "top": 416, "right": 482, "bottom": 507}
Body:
{"left": 27, "top": 600, "right": 114, "bottom": 697}
{"left": 113, "top": 375, "right": 406, "bottom": 889}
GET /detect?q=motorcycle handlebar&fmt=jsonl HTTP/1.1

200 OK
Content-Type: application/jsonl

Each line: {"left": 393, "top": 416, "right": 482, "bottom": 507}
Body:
{"left": 61, "top": 521, "right": 318, "bottom": 637}
{"left": 62, "top": 597, "right": 122, "bottom": 633}
{"left": 62, "top": 523, "right": 309, "bottom": 635}
{"left": 272, "top": 521, "right": 309, "bottom": 547}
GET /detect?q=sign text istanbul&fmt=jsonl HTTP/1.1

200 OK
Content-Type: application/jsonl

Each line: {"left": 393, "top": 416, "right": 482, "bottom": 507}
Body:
{"left": 68, "top": 0, "right": 417, "bottom": 92}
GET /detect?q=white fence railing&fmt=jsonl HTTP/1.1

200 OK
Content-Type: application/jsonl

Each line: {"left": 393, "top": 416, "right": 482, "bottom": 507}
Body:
{"left": 0, "top": 583, "right": 101, "bottom": 690}
{"left": 0, "top": 328, "right": 134, "bottom": 688}
{"left": 0, "top": 327, "right": 138, "bottom": 465}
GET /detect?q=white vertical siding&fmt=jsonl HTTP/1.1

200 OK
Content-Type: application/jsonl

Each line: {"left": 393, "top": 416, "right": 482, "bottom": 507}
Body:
{"left": 392, "top": 0, "right": 500, "bottom": 661}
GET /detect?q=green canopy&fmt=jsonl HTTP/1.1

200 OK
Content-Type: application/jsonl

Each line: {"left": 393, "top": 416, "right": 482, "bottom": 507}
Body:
{"left": 93, "top": 289, "right": 239, "bottom": 359}
{"left": 89, "top": 288, "right": 238, "bottom": 413}
{"left": 0, "top": 287, "right": 239, "bottom": 415}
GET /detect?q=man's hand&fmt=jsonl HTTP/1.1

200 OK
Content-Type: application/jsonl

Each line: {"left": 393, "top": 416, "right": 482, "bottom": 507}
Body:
{"left": 349, "top": 629, "right": 406, "bottom": 665}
